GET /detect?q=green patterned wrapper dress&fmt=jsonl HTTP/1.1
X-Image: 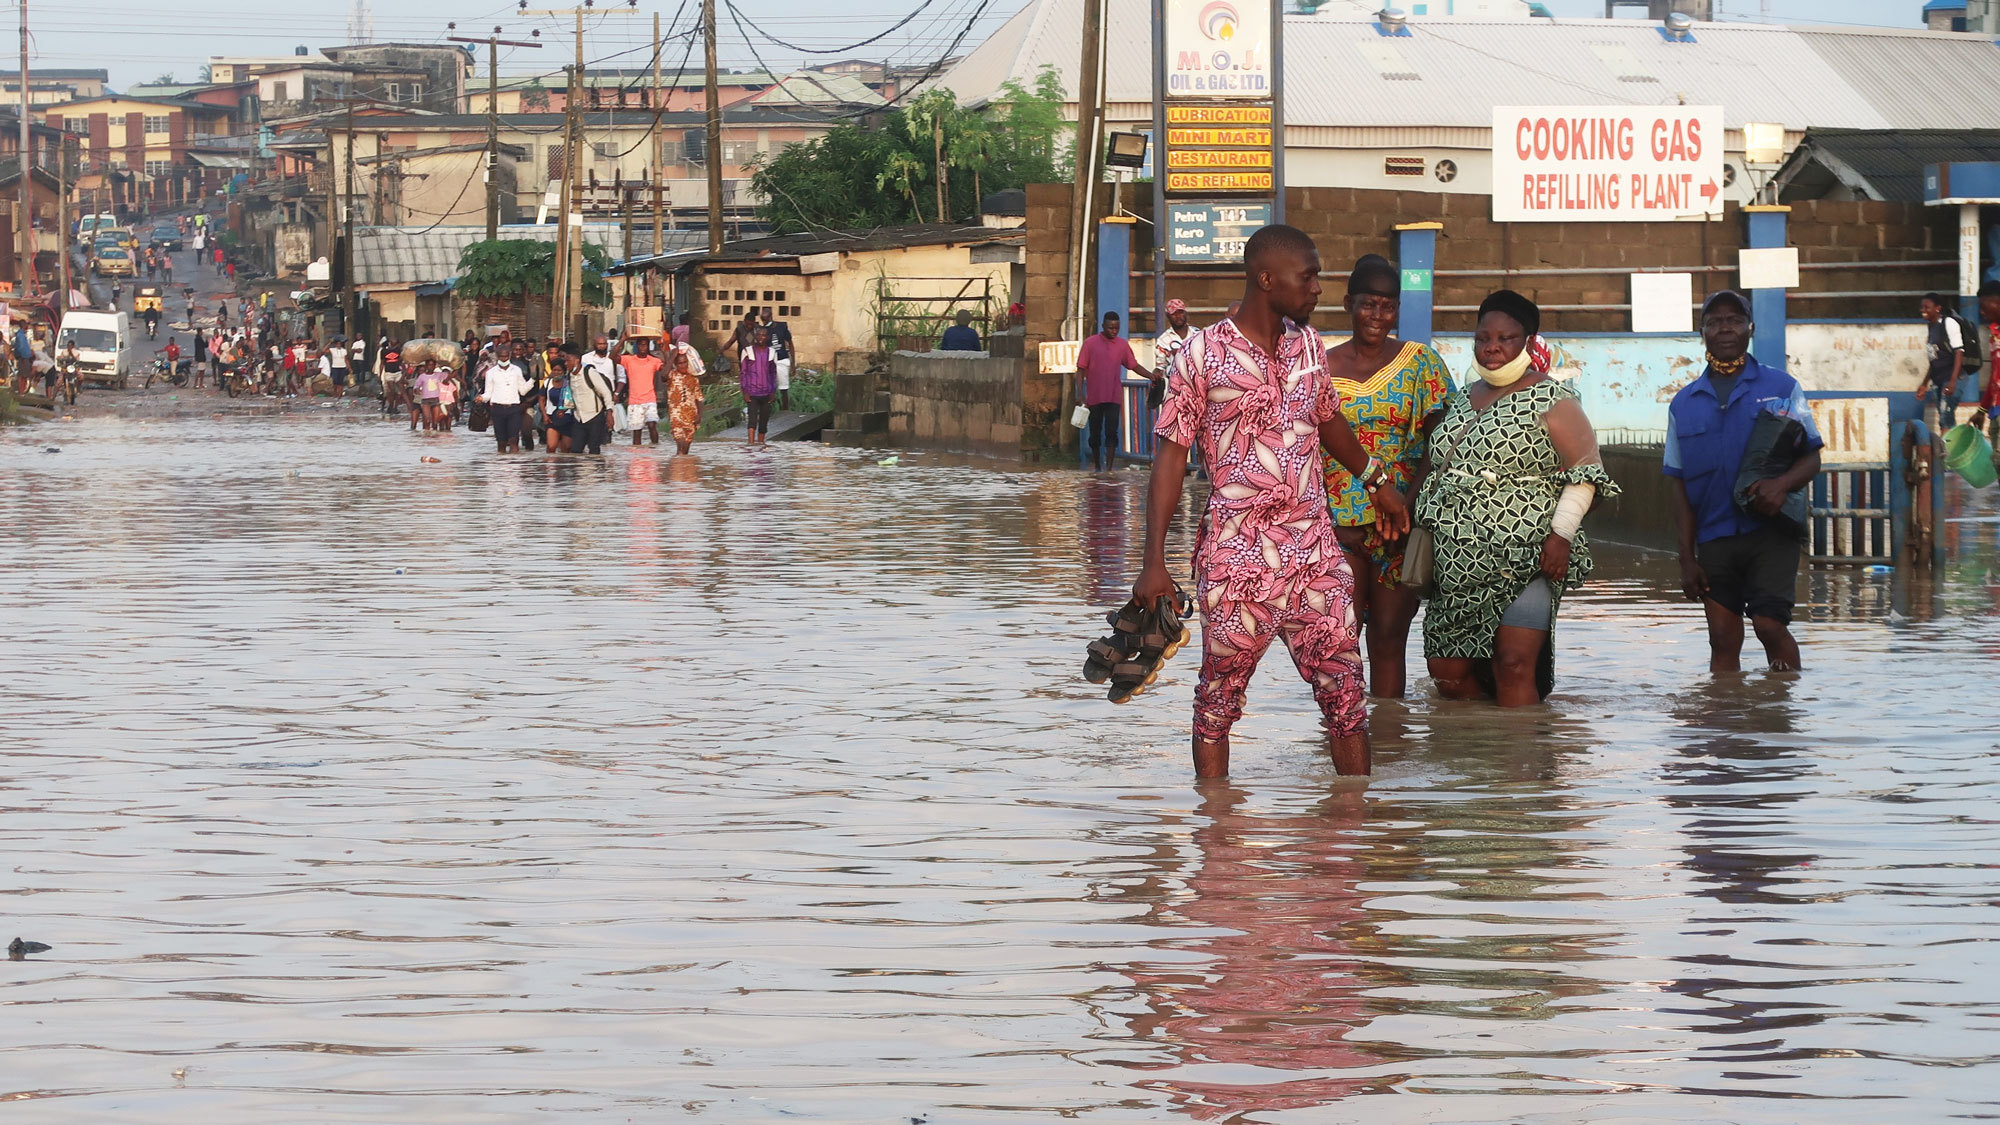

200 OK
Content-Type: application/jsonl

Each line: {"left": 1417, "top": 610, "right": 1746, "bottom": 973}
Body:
{"left": 1414, "top": 379, "right": 1620, "bottom": 660}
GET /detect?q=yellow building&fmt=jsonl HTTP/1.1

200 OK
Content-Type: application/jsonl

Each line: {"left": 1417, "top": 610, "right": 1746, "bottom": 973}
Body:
{"left": 621, "top": 224, "right": 1026, "bottom": 368}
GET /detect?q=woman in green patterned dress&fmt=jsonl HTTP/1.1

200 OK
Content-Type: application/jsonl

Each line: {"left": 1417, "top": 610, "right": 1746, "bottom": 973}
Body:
{"left": 1414, "top": 290, "right": 1618, "bottom": 706}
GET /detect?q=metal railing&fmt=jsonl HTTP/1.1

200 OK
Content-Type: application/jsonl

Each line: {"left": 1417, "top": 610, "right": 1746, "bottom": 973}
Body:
{"left": 1809, "top": 465, "right": 1893, "bottom": 565}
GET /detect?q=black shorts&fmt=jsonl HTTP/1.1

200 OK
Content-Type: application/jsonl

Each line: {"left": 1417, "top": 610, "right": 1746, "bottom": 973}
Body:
{"left": 1697, "top": 525, "right": 1801, "bottom": 624}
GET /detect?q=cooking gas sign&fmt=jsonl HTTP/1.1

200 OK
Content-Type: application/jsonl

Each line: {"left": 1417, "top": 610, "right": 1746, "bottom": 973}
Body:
{"left": 1165, "top": 0, "right": 1270, "bottom": 97}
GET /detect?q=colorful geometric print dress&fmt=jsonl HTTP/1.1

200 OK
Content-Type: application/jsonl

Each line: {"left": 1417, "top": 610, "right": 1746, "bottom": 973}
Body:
{"left": 1413, "top": 378, "right": 1619, "bottom": 660}
{"left": 1323, "top": 341, "right": 1454, "bottom": 585}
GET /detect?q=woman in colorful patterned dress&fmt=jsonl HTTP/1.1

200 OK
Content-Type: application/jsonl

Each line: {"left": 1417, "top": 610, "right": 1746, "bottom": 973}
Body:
{"left": 1413, "top": 290, "right": 1618, "bottom": 707}
{"left": 666, "top": 325, "right": 706, "bottom": 455}
{"left": 1323, "top": 255, "right": 1454, "bottom": 698}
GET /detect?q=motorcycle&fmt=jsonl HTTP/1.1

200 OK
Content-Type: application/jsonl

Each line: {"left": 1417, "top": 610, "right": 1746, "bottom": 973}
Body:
{"left": 144, "top": 356, "right": 188, "bottom": 390}
{"left": 55, "top": 357, "right": 80, "bottom": 406}
{"left": 144, "top": 312, "right": 159, "bottom": 340}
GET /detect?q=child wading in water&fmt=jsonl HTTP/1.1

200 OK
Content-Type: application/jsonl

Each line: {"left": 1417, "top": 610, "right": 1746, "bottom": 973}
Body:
{"left": 1134, "top": 224, "right": 1410, "bottom": 778}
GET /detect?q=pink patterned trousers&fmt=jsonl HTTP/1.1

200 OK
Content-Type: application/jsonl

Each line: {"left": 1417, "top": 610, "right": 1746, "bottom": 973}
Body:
{"left": 1192, "top": 563, "right": 1367, "bottom": 744}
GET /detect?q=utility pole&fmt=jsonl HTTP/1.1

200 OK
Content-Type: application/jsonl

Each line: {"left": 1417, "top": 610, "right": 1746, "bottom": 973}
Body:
{"left": 342, "top": 97, "right": 357, "bottom": 341}
{"left": 651, "top": 9, "right": 663, "bottom": 268}
{"left": 56, "top": 136, "right": 69, "bottom": 314}
{"left": 17, "top": 0, "right": 36, "bottom": 296}
{"left": 1067, "top": 0, "right": 1105, "bottom": 339}
{"left": 703, "top": 0, "right": 722, "bottom": 253}
{"left": 448, "top": 28, "right": 542, "bottom": 240}
{"left": 523, "top": 3, "right": 639, "bottom": 340}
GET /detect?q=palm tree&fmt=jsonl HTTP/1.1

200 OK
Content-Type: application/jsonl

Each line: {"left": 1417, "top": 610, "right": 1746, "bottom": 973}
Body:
{"left": 876, "top": 152, "right": 927, "bottom": 223}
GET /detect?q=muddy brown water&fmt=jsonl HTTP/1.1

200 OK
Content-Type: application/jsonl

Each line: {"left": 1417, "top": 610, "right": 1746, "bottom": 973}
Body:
{"left": 2, "top": 416, "right": 1997, "bottom": 1121}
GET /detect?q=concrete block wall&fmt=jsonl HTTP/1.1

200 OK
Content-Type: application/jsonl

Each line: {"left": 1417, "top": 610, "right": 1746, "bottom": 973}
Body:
{"left": 885, "top": 351, "right": 1026, "bottom": 456}
{"left": 1088, "top": 188, "right": 1958, "bottom": 336}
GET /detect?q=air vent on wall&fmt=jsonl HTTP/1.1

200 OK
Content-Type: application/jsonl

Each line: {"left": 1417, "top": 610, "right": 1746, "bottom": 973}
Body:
{"left": 1385, "top": 156, "right": 1426, "bottom": 177}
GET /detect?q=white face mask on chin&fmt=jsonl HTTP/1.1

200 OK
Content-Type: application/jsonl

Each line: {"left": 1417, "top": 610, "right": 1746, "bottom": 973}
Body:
{"left": 1474, "top": 348, "right": 1532, "bottom": 387}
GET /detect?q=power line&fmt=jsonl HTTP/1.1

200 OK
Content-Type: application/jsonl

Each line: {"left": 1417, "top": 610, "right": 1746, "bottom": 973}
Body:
{"left": 719, "top": 0, "right": 944, "bottom": 55}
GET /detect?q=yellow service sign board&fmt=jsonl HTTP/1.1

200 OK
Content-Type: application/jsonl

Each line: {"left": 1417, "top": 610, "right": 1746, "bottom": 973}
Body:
{"left": 1166, "top": 171, "right": 1274, "bottom": 191}
{"left": 1167, "top": 127, "right": 1272, "bottom": 147}
{"left": 1166, "top": 105, "right": 1271, "bottom": 125}
{"left": 1167, "top": 149, "right": 1273, "bottom": 169}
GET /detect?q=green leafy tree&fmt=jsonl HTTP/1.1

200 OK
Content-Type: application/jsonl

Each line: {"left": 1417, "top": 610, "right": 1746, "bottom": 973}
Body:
{"left": 750, "top": 122, "right": 925, "bottom": 233}
{"left": 456, "top": 238, "right": 609, "bottom": 306}
{"left": 750, "top": 69, "right": 1068, "bottom": 233}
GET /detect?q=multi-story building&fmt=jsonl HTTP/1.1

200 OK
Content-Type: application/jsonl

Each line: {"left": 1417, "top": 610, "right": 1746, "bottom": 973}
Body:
{"left": 0, "top": 68, "right": 110, "bottom": 106}
{"left": 40, "top": 94, "right": 240, "bottom": 210}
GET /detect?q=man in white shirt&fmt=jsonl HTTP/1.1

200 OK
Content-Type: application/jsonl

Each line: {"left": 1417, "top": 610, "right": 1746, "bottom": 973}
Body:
{"left": 477, "top": 342, "right": 533, "bottom": 453}
{"left": 582, "top": 334, "right": 621, "bottom": 427}
{"left": 571, "top": 340, "right": 617, "bottom": 454}
{"left": 327, "top": 337, "right": 350, "bottom": 396}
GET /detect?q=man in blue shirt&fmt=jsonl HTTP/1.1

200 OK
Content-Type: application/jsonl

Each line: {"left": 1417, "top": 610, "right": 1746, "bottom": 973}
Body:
{"left": 938, "top": 310, "right": 982, "bottom": 352}
{"left": 1664, "top": 291, "right": 1824, "bottom": 672}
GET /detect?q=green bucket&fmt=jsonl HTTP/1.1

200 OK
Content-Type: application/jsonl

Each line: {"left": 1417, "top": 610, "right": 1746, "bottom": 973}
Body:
{"left": 1944, "top": 423, "right": 1998, "bottom": 489}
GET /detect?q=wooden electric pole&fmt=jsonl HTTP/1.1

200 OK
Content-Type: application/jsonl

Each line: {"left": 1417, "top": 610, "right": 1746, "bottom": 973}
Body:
{"left": 702, "top": 0, "right": 722, "bottom": 253}
{"left": 56, "top": 137, "right": 69, "bottom": 313}
{"left": 342, "top": 97, "right": 356, "bottom": 341}
{"left": 17, "top": 0, "right": 36, "bottom": 296}
{"left": 651, "top": 9, "right": 664, "bottom": 270}
{"left": 523, "top": 3, "right": 638, "bottom": 340}
{"left": 1067, "top": 0, "right": 1105, "bottom": 340}
{"left": 447, "top": 28, "right": 542, "bottom": 240}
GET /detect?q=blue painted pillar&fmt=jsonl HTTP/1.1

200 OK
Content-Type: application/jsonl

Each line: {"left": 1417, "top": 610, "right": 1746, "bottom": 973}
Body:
{"left": 1393, "top": 222, "right": 1441, "bottom": 345}
{"left": 1745, "top": 205, "right": 1790, "bottom": 371}
{"left": 1095, "top": 217, "right": 1134, "bottom": 336}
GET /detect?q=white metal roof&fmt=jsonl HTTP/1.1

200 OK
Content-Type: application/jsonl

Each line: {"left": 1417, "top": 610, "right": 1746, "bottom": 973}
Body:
{"left": 939, "top": 8, "right": 2000, "bottom": 137}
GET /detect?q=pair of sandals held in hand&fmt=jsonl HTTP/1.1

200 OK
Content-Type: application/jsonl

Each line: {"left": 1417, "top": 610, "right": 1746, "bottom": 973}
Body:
{"left": 1082, "top": 589, "right": 1193, "bottom": 704}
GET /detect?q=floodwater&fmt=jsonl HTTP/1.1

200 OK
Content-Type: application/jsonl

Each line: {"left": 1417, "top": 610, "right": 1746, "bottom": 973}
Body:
{"left": 2, "top": 415, "right": 1997, "bottom": 1123}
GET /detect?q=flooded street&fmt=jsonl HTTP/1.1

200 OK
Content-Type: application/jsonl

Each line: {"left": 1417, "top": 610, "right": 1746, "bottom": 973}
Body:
{"left": 2, "top": 415, "right": 1997, "bottom": 1122}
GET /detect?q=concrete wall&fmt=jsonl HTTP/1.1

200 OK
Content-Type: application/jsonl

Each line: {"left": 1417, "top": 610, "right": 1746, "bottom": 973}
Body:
{"left": 693, "top": 243, "right": 1014, "bottom": 369}
{"left": 885, "top": 350, "right": 1024, "bottom": 456}
{"left": 1430, "top": 322, "right": 1933, "bottom": 443}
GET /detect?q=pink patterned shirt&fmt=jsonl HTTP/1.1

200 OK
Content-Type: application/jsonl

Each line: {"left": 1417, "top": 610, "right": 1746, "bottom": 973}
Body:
{"left": 1155, "top": 318, "right": 1343, "bottom": 599}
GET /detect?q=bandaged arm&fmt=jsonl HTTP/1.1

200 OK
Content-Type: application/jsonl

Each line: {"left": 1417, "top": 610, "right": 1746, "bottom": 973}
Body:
{"left": 1544, "top": 396, "right": 1603, "bottom": 542}
{"left": 1550, "top": 482, "right": 1595, "bottom": 540}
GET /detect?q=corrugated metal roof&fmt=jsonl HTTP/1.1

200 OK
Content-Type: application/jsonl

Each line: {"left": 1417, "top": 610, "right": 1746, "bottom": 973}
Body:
{"left": 1794, "top": 28, "right": 2000, "bottom": 130}
{"left": 1776, "top": 127, "right": 2000, "bottom": 202}
{"left": 940, "top": 9, "right": 2000, "bottom": 135}
{"left": 749, "top": 71, "right": 886, "bottom": 108}
{"left": 351, "top": 224, "right": 706, "bottom": 288}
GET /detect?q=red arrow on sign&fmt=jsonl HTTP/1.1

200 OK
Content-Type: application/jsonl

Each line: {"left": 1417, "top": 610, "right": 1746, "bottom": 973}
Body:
{"left": 1700, "top": 179, "right": 1719, "bottom": 203}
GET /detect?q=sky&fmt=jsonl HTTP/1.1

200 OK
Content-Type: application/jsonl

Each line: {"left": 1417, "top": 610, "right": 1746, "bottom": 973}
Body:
{"left": 15, "top": 0, "right": 1928, "bottom": 92}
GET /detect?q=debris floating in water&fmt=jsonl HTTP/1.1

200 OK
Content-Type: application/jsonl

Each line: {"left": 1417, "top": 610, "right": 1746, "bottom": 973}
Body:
{"left": 878, "top": 455, "right": 899, "bottom": 467}
{"left": 421, "top": 456, "right": 441, "bottom": 463}
{"left": 41, "top": 446, "right": 59, "bottom": 453}
{"left": 7, "top": 937, "right": 51, "bottom": 959}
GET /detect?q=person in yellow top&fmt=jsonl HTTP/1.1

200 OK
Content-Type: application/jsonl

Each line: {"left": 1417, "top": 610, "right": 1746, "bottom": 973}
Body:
{"left": 1321, "top": 255, "right": 1454, "bottom": 698}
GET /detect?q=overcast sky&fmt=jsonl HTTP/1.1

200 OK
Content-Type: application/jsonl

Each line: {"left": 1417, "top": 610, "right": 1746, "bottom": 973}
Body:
{"left": 18, "top": 0, "right": 1928, "bottom": 92}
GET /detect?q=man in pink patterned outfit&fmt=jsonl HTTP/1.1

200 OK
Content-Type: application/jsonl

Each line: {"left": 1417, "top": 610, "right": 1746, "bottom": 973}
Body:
{"left": 1135, "top": 226, "right": 1409, "bottom": 778}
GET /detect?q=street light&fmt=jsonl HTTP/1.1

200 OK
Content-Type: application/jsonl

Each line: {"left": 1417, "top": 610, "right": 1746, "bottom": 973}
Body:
{"left": 1743, "top": 121, "right": 1786, "bottom": 205}
{"left": 1106, "top": 131, "right": 1148, "bottom": 170}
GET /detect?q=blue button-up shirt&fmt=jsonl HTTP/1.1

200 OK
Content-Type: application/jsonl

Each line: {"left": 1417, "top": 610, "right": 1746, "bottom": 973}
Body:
{"left": 1663, "top": 354, "right": 1824, "bottom": 545}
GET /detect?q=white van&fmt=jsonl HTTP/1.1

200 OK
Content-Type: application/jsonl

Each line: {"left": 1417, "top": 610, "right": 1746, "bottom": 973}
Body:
{"left": 75, "top": 213, "right": 119, "bottom": 245}
{"left": 57, "top": 309, "right": 132, "bottom": 389}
